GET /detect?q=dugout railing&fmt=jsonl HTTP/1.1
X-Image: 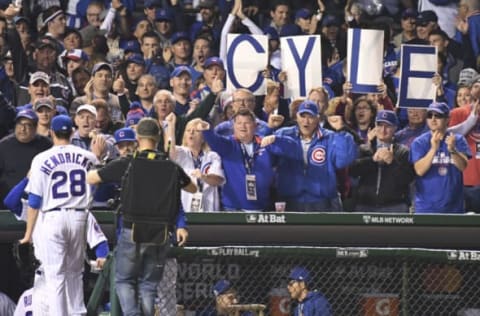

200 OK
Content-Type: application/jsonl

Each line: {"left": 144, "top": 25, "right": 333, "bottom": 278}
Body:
{"left": 1, "top": 211, "right": 480, "bottom": 315}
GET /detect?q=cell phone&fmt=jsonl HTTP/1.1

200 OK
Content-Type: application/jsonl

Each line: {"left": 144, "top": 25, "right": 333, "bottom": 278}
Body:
{"left": 13, "top": 0, "right": 22, "bottom": 7}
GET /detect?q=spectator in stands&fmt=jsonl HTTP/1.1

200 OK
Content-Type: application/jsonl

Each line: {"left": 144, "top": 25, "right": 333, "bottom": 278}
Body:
{"left": 267, "top": 100, "right": 357, "bottom": 212}
{"left": 85, "top": 1, "right": 105, "bottom": 28}
{"left": 22, "top": 71, "right": 50, "bottom": 107}
{"left": 154, "top": 76, "right": 222, "bottom": 145}
{"left": 93, "top": 99, "right": 117, "bottom": 135}
{"left": 393, "top": 8, "right": 417, "bottom": 50}
{"left": 410, "top": 102, "right": 471, "bottom": 213}
{"left": 63, "top": 28, "right": 83, "bottom": 51}
{"left": 267, "top": 0, "right": 291, "bottom": 34}
{"left": 429, "top": 29, "right": 463, "bottom": 85}
{"left": 348, "top": 97, "right": 377, "bottom": 143}
{"left": 153, "top": 8, "right": 174, "bottom": 46}
{"left": 140, "top": 31, "right": 170, "bottom": 90}
{"left": 287, "top": 266, "right": 331, "bottom": 316}
{"left": 171, "top": 65, "right": 194, "bottom": 116}
{"left": 33, "top": 97, "right": 56, "bottom": 138}
{"left": 17, "top": 37, "right": 72, "bottom": 108}
{"left": 190, "top": 0, "right": 222, "bottom": 46}
{"left": 40, "top": 6, "right": 66, "bottom": 45}
{"left": 192, "top": 57, "right": 226, "bottom": 102}
{"left": 166, "top": 115, "right": 225, "bottom": 212}
{"left": 71, "top": 62, "right": 125, "bottom": 123}
{"left": 215, "top": 88, "right": 283, "bottom": 137}
{"left": 71, "top": 67, "right": 91, "bottom": 97}
{"left": 0, "top": 109, "right": 52, "bottom": 209}
{"left": 119, "top": 54, "right": 146, "bottom": 102}
{"left": 415, "top": 10, "right": 438, "bottom": 41}
{"left": 71, "top": 104, "right": 117, "bottom": 161}
{"left": 198, "top": 108, "right": 293, "bottom": 211}
{"left": 134, "top": 74, "right": 158, "bottom": 117}
{"left": 167, "top": 32, "right": 192, "bottom": 70}
{"left": 350, "top": 110, "right": 415, "bottom": 212}
{"left": 395, "top": 108, "right": 429, "bottom": 148}
{"left": 191, "top": 35, "right": 213, "bottom": 85}
{"left": 114, "top": 127, "right": 137, "bottom": 156}
{"left": 449, "top": 77, "right": 480, "bottom": 212}
{"left": 455, "top": 85, "right": 472, "bottom": 108}
{"left": 61, "top": 49, "right": 89, "bottom": 97}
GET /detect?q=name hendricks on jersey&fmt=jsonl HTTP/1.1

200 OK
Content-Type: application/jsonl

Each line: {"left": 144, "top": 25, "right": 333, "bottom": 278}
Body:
{"left": 39, "top": 152, "right": 94, "bottom": 176}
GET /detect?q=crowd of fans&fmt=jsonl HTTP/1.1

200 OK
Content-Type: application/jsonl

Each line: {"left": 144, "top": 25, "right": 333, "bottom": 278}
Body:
{"left": 0, "top": 0, "right": 479, "bottom": 213}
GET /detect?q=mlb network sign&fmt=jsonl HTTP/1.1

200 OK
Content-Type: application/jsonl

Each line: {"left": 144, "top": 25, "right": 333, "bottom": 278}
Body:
{"left": 362, "top": 215, "right": 414, "bottom": 225}
{"left": 245, "top": 213, "right": 286, "bottom": 224}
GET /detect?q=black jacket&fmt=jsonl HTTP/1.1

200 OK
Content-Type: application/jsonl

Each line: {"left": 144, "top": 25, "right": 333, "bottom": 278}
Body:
{"left": 350, "top": 139, "right": 415, "bottom": 207}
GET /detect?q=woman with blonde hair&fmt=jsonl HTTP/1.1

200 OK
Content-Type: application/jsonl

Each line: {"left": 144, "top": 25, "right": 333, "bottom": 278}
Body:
{"left": 165, "top": 115, "right": 225, "bottom": 212}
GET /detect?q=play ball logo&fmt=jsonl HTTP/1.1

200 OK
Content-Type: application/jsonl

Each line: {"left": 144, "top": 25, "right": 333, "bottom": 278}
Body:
{"left": 311, "top": 147, "right": 326, "bottom": 165}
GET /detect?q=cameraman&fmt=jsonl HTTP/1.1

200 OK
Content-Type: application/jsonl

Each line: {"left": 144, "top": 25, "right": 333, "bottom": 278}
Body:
{"left": 87, "top": 118, "right": 196, "bottom": 316}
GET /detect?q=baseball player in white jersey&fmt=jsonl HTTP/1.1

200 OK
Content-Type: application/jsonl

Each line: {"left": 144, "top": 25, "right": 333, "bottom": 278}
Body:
{"left": 19, "top": 115, "right": 98, "bottom": 316}
{"left": 14, "top": 210, "right": 108, "bottom": 316}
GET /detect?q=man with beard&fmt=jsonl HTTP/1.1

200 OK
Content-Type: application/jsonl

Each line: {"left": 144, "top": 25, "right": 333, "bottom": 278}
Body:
{"left": 287, "top": 267, "right": 331, "bottom": 316}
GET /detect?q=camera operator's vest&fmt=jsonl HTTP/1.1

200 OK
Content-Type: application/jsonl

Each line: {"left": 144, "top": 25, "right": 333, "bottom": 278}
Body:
{"left": 120, "top": 151, "right": 180, "bottom": 227}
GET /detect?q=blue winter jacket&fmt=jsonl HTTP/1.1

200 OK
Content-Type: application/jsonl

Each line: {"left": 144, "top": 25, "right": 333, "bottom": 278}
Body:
{"left": 274, "top": 126, "right": 357, "bottom": 203}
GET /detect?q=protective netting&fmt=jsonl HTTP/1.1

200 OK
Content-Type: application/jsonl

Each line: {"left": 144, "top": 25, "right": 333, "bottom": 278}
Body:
{"left": 159, "top": 247, "right": 480, "bottom": 316}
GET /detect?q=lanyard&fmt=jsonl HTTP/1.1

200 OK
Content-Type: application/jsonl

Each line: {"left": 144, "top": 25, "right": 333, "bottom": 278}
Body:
{"left": 192, "top": 151, "right": 204, "bottom": 192}
{"left": 240, "top": 143, "right": 256, "bottom": 174}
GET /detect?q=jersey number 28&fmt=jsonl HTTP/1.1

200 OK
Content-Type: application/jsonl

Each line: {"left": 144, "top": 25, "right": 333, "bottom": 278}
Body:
{"left": 52, "top": 169, "right": 86, "bottom": 199}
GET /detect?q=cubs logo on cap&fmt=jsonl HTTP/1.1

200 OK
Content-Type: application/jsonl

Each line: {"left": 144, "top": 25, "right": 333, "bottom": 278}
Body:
{"left": 114, "top": 127, "right": 136, "bottom": 144}
{"left": 375, "top": 110, "right": 398, "bottom": 127}
{"left": 297, "top": 100, "right": 319, "bottom": 116}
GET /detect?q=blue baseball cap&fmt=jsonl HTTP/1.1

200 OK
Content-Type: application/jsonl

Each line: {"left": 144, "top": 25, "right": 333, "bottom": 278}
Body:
{"left": 376, "top": 110, "right": 398, "bottom": 127}
{"left": 297, "top": 100, "right": 319, "bottom": 116}
{"left": 289, "top": 266, "right": 310, "bottom": 283}
{"left": 204, "top": 57, "right": 224, "bottom": 69}
{"left": 16, "top": 109, "right": 38, "bottom": 123}
{"left": 295, "top": 8, "right": 313, "bottom": 20}
{"left": 114, "top": 127, "right": 136, "bottom": 144}
{"left": 213, "top": 279, "right": 232, "bottom": 297}
{"left": 170, "top": 32, "right": 190, "bottom": 45}
{"left": 170, "top": 65, "right": 192, "bottom": 78}
{"left": 51, "top": 115, "right": 73, "bottom": 132}
{"left": 155, "top": 8, "right": 173, "bottom": 22}
{"left": 126, "top": 53, "right": 145, "bottom": 66}
{"left": 264, "top": 26, "right": 279, "bottom": 40}
{"left": 119, "top": 39, "right": 141, "bottom": 54}
{"left": 427, "top": 102, "right": 450, "bottom": 116}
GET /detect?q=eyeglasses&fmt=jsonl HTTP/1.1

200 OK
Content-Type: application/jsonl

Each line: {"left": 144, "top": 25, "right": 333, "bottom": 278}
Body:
{"left": 17, "top": 122, "right": 35, "bottom": 129}
{"left": 427, "top": 112, "right": 447, "bottom": 119}
{"left": 233, "top": 98, "right": 255, "bottom": 105}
